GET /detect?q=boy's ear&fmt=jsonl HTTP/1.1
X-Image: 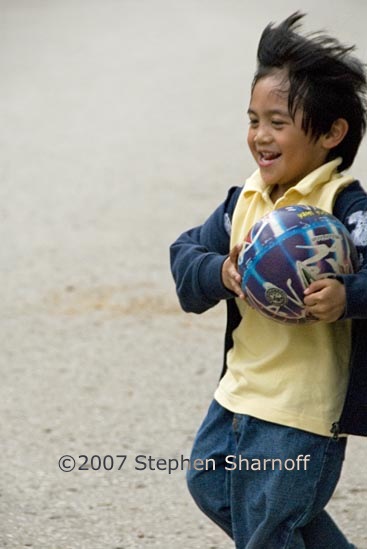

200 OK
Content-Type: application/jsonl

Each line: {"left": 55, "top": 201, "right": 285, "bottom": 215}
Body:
{"left": 322, "top": 118, "right": 349, "bottom": 150}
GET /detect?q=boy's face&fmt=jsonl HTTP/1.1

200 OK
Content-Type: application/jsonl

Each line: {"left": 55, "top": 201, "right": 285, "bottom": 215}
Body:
{"left": 247, "top": 71, "right": 329, "bottom": 194}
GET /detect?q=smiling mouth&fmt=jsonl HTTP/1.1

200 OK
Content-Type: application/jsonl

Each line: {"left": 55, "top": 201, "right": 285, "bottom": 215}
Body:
{"left": 258, "top": 152, "right": 281, "bottom": 167}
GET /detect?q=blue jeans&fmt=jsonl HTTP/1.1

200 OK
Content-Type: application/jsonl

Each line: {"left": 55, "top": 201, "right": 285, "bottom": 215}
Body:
{"left": 187, "top": 399, "right": 355, "bottom": 549}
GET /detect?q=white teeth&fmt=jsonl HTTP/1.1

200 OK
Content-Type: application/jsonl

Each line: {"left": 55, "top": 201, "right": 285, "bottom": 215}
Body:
{"left": 258, "top": 152, "right": 280, "bottom": 167}
{"left": 261, "top": 152, "right": 278, "bottom": 160}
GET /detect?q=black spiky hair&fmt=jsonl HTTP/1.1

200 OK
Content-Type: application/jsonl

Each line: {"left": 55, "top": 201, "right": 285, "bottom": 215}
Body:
{"left": 252, "top": 12, "right": 367, "bottom": 170}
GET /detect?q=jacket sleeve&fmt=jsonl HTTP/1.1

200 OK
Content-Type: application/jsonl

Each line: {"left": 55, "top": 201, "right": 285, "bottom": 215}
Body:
{"left": 170, "top": 187, "right": 241, "bottom": 314}
{"left": 333, "top": 180, "right": 367, "bottom": 319}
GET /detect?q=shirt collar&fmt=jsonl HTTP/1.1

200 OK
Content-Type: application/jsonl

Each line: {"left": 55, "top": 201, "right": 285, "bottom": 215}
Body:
{"left": 243, "top": 158, "right": 344, "bottom": 201}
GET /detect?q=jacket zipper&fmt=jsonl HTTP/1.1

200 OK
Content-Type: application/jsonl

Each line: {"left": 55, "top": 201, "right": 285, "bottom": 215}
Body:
{"left": 330, "top": 422, "right": 340, "bottom": 440}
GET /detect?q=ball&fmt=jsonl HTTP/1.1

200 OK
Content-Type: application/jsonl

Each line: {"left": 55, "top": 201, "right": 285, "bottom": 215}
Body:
{"left": 237, "top": 205, "right": 358, "bottom": 324}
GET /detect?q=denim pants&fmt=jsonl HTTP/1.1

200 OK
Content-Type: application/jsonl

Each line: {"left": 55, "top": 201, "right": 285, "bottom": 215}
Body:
{"left": 187, "top": 399, "right": 355, "bottom": 549}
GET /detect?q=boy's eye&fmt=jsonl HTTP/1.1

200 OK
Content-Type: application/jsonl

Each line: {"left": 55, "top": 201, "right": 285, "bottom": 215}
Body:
{"left": 272, "top": 120, "right": 285, "bottom": 127}
{"left": 249, "top": 119, "right": 258, "bottom": 127}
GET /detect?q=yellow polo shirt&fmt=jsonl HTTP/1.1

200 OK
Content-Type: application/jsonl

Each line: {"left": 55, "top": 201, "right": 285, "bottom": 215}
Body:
{"left": 214, "top": 159, "right": 354, "bottom": 436}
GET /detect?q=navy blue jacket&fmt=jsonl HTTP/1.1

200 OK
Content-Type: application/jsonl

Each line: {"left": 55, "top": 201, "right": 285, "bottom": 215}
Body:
{"left": 170, "top": 181, "right": 367, "bottom": 437}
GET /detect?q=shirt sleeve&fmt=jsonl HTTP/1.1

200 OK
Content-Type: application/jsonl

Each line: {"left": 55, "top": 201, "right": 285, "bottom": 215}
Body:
{"left": 169, "top": 187, "right": 241, "bottom": 314}
{"left": 333, "top": 181, "right": 367, "bottom": 319}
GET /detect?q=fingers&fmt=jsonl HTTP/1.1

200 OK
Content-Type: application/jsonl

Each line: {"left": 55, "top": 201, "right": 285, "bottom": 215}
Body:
{"left": 303, "top": 278, "right": 330, "bottom": 297}
{"left": 222, "top": 243, "right": 246, "bottom": 299}
{"left": 303, "top": 278, "right": 346, "bottom": 322}
{"left": 304, "top": 278, "right": 334, "bottom": 307}
{"left": 224, "top": 258, "right": 244, "bottom": 298}
{"left": 229, "top": 242, "right": 242, "bottom": 264}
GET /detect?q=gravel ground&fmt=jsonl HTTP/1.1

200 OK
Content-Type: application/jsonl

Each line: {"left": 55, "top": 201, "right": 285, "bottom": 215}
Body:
{"left": 0, "top": 1, "right": 366, "bottom": 548}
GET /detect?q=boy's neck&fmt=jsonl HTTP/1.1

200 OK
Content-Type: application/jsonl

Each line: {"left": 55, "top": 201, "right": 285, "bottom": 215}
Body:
{"left": 270, "top": 184, "right": 290, "bottom": 203}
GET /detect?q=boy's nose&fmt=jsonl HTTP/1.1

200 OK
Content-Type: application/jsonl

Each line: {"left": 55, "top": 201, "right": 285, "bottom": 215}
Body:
{"left": 254, "top": 127, "right": 272, "bottom": 144}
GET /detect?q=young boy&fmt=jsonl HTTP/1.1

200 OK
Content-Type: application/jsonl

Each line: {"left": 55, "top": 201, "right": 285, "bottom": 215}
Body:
{"left": 170, "top": 13, "right": 367, "bottom": 549}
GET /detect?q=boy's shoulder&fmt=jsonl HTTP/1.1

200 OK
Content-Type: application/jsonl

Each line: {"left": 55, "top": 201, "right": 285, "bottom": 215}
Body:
{"left": 334, "top": 179, "right": 367, "bottom": 213}
{"left": 224, "top": 185, "right": 243, "bottom": 215}
{"left": 339, "top": 179, "right": 366, "bottom": 196}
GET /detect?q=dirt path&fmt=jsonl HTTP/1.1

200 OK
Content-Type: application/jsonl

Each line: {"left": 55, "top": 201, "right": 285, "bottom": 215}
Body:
{"left": 0, "top": 1, "right": 366, "bottom": 547}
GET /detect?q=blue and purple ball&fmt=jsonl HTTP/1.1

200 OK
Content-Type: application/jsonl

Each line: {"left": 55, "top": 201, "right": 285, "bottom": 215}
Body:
{"left": 237, "top": 205, "right": 358, "bottom": 324}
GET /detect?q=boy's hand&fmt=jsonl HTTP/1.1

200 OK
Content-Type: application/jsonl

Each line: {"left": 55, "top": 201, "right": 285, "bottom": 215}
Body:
{"left": 303, "top": 278, "right": 346, "bottom": 322}
{"left": 222, "top": 243, "right": 246, "bottom": 300}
